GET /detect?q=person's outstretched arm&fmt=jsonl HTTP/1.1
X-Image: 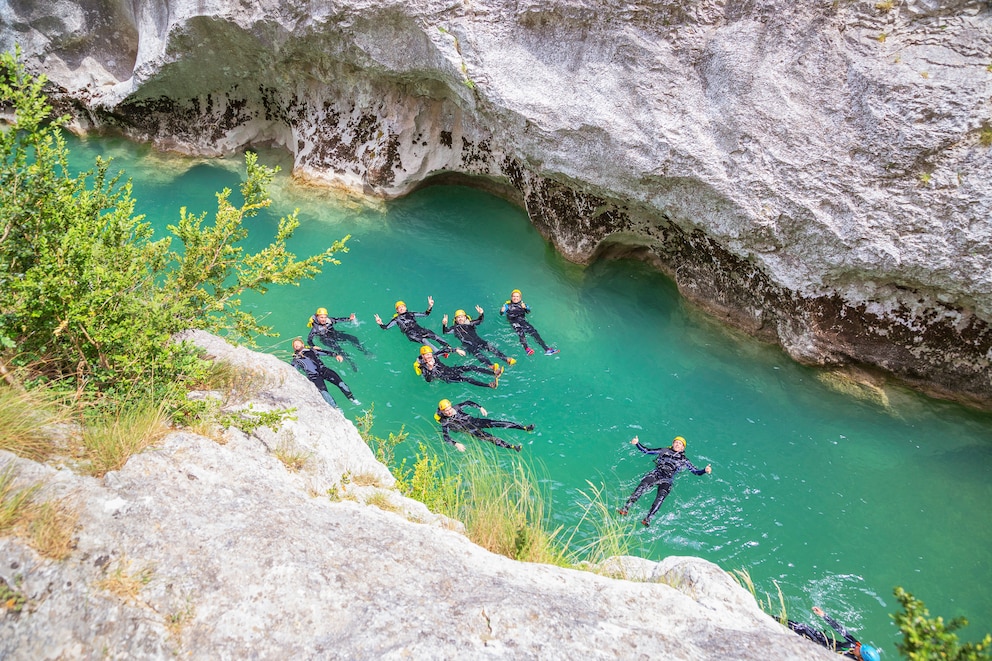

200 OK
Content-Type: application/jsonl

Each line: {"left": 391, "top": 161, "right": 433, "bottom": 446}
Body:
{"left": 375, "top": 313, "right": 398, "bottom": 330}
{"left": 682, "top": 457, "right": 712, "bottom": 475}
{"left": 413, "top": 296, "right": 434, "bottom": 318}
{"left": 813, "top": 607, "right": 858, "bottom": 647}
{"left": 630, "top": 436, "right": 663, "bottom": 455}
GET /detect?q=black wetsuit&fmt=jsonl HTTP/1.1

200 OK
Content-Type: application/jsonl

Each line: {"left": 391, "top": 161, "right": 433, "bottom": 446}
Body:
{"left": 436, "top": 400, "right": 529, "bottom": 450}
{"left": 499, "top": 300, "right": 549, "bottom": 352}
{"left": 442, "top": 313, "right": 512, "bottom": 366}
{"left": 416, "top": 354, "right": 495, "bottom": 388}
{"left": 307, "top": 314, "right": 370, "bottom": 371}
{"left": 622, "top": 442, "right": 708, "bottom": 524}
{"left": 379, "top": 306, "right": 453, "bottom": 352}
{"left": 291, "top": 346, "right": 357, "bottom": 408}
{"left": 788, "top": 612, "right": 866, "bottom": 659}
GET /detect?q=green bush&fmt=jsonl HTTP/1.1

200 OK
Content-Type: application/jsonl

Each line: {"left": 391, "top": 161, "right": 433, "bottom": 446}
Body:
{"left": 894, "top": 587, "right": 991, "bottom": 661}
{"left": 0, "top": 48, "right": 346, "bottom": 408}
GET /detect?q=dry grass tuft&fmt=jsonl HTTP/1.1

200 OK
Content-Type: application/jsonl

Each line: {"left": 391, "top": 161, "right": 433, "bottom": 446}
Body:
{"left": 96, "top": 556, "right": 154, "bottom": 603}
{"left": 0, "top": 463, "right": 78, "bottom": 559}
{"left": 25, "top": 498, "right": 78, "bottom": 560}
{"left": 365, "top": 491, "right": 401, "bottom": 513}
{"left": 200, "top": 360, "right": 272, "bottom": 405}
{"left": 272, "top": 440, "right": 311, "bottom": 472}
{"left": 350, "top": 472, "right": 386, "bottom": 488}
{"left": 0, "top": 464, "right": 40, "bottom": 534}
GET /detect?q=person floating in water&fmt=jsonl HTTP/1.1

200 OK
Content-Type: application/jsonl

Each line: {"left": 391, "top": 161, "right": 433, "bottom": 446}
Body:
{"left": 374, "top": 297, "right": 461, "bottom": 354}
{"left": 414, "top": 345, "right": 502, "bottom": 389}
{"left": 307, "top": 306, "right": 370, "bottom": 372}
{"left": 618, "top": 435, "right": 711, "bottom": 526}
{"left": 787, "top": 607, "right": 881, "bottom": 661}
{"left": 499, "top": 288, "right": 558, "bottom": 356}
{"left": 290, "top": 338, "right": 360, "bottom": 409}
{"left": 434, "top": 398, "right": 533, "bottom": 452}
{"left": 442, "top": 305, "right": 516, "bottom": 367}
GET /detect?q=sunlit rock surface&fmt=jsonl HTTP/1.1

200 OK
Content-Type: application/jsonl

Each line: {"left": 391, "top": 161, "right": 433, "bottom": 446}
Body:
{"left": 2, "top": 1, "right": 991, "bottom": 407}
{"left": 0, "top": 332, "right": 834, "bottom": 660}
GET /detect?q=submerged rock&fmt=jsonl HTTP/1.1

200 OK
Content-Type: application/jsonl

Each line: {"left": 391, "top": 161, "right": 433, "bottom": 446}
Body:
{"left": 3, "top": 1, "right": 991, "bottom": 407}
{"left": 0, "top": 332, "right": 834, "bottom": 659}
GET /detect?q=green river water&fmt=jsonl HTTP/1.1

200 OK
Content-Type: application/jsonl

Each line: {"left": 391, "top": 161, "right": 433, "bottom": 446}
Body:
{"left": 67, "top": 135, "right": 992, "bottom": 647}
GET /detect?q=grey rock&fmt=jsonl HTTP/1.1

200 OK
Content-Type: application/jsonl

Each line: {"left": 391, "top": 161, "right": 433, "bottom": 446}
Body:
{"left": 3, "top": 1, "right": 991, "bottom": 406}
{"left": 0, "top": 333, "right": 835, "bottom": 660}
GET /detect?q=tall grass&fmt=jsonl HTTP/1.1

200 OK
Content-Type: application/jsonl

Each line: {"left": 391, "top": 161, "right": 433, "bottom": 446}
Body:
{"left": 395, "top": 440, "right": 566, "bottom": 564}
{"left": 562, "top": 481, "right": 632, "bottom": 572}
{"left": 732, "top": 568, "right": 787, "bottom": 623}
{"left": 81, "top": 396, "right": 170, "bottom": 477}
{"left": 456, "top": 447, "right": 566, "bottom": 564}
{"left": 369, "top": 425, "right": 636, "bottom": 568}
{"left": 0, "top": 383, "right": 72, "bottom": 462}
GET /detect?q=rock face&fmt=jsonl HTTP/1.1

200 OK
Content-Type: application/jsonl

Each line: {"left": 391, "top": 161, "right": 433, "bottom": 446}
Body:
{"left": 2, "top": 1, "right": 991, "bottom": 407}
{"left": 0, "top": 332, "right": 835, "bottom": 660}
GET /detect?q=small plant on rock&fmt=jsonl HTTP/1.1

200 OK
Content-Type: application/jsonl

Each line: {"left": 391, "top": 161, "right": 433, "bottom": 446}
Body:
{"left": 979, "top": 126, "right": 992, "bottom": 148}
{"left": 0, "top": 575, "right": 27, "bottom": 613}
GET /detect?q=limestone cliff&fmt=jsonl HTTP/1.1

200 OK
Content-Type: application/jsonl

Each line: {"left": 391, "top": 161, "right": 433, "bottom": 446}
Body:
{"left": 2, "top": 0, "right": 991, "bottom": 407}
{"left": 0, "top": 332, "right": 835, "bottom": 660}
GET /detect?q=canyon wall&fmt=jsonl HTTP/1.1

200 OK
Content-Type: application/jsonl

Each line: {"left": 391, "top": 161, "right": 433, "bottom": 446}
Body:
{"left": 2, "top": 0, "right": 991, "bottom": 406}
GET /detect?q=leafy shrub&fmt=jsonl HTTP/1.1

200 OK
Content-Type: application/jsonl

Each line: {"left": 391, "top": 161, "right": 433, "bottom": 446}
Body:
{"left": 0, "top": 48, "right": 346, "bottom": 412}
{"left": 894, "top": 587, "right": 991, "bottom": 660}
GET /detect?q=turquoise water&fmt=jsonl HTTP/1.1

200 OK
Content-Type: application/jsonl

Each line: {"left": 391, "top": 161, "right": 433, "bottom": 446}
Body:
{"left": 67, "top": 136, "right": 992, "bottom": 646}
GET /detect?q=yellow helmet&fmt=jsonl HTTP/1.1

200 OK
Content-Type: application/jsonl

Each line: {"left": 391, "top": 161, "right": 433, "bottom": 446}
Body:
{"left": 395, "top": 300, "right": 406, "bottom": 309}
{"left": 315, "top": 307, "right": 328, "bottom": 316}
{"left": 511, "top": 289, "right": 521, "bottom": 295}
{"left": 673, "top": 436, "right": 687, "bottom": 447}
{"left": 438, "top": 399, "right": 452, "bottom": 410}
{"left": 419, "top": 345, "right": 434, "bottom": 355}
{"left": 454, "top": 309, "right": 467, "bottom": 318}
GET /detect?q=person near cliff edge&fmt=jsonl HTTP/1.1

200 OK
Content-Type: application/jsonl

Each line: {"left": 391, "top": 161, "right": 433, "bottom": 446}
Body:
{"left": 787, "top": 607, "right": 881, "bottom": 661}
{"left": 442, "top": 305, "right": 516, "bottom": 367}
{"left": 290, "top": 338, "right": 360, "bottom": 409}
{"left": 499, "top": 289, "right": 558, "bottom": 356}
{"left": 618, "top": 435, "right": 711, "bottom": 526}
{"left": 414, "top": 345, "right": 502, "bottom": 389}
{"left": 307, "top": 307, "right": 371, "bottom": 372}
{"left": 434, "top": 398, "right": 533, "bottom": 452}
{"left": 374, "top": 297, "right": 463, "bottom": 355}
